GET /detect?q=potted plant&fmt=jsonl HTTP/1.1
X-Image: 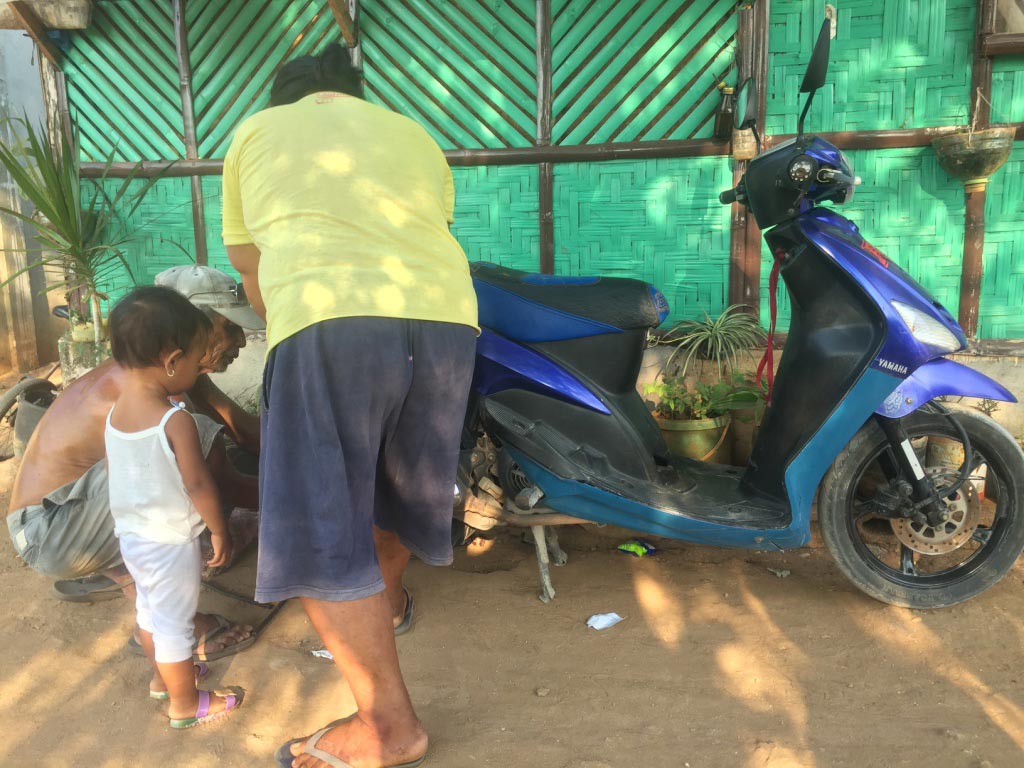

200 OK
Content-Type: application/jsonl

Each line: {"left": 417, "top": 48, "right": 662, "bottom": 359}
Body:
{"left": 0, "top": 118, "right": 164, "bottom": 359}
{"left": 645, "top": 305, "right": 767, "bottom": 462}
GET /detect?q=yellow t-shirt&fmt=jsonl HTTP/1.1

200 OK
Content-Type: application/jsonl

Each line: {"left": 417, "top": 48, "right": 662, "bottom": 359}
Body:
{"left": 222, "top": 93, "right": 478, "bottom": 350}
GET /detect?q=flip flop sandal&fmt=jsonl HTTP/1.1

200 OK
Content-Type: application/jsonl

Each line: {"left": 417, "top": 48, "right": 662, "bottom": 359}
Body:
{"left": 169, "top": 688, "right": 241, "bottom": 729}
{"left": 149, "top": 663, "right": 210, "bottom": 700}
{"left": 52, "top": 574, "right": 132, "bottom": 603}
{"left": 394, "top": 586, "right": 414, "bottom": 637}
{"left": 275, "top": 717, "right": 426, "bottom": 768}
{"left": 128, "top": 614, "right": 256, "bottom": 660}
{"left": 193, "top": 614, "right": 257, "bottom": 661}
{"left": 275, "top": 717, "right": 353, "bottom": 768}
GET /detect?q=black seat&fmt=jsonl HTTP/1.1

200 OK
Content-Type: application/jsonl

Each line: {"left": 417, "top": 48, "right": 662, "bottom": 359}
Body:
{"left": 471, "top": 263, "right": 668, "bottom": 337}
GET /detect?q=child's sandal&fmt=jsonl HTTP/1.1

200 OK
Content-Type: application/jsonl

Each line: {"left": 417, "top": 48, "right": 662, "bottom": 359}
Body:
{"left": 169, "top": 688, "right": 241, "bottom": 729}
{"left": 149, "top": 662, "right": 210, "bottom": 700}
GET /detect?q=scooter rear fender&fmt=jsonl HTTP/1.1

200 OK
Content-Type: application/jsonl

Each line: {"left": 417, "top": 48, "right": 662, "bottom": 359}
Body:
{"left": 875, "top": 358, "right": 1017, "bottom": 419}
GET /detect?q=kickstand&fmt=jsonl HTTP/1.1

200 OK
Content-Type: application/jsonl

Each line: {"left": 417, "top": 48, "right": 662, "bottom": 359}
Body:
{"left": 530, "top": 525, "right": 557, "bottom": 603}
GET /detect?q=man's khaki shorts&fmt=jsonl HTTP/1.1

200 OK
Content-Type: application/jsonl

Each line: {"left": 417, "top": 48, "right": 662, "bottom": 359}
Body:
{"left": 7, "top": 415, "right": 223, "bottom": 579}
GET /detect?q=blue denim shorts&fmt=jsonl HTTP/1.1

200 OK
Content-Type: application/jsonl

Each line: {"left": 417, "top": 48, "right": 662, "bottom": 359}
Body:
{"left": 255, "top": 317, "right": 476, "bottom": 603}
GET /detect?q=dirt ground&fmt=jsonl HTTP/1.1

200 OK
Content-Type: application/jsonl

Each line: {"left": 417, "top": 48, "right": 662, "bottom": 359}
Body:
{"left": 2, "top": 454, "right": 1023, "bottom": 768}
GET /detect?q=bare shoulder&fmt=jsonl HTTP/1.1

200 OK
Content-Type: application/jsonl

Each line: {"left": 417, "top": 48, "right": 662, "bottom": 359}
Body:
{"left": 163, "top": 407, "right": 201, "bottom": 448}
{"left": 10, "top": 361, "right": 125, "bottom": 509}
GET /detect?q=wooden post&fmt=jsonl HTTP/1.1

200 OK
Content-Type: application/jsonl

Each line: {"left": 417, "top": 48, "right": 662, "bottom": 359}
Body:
{"left": 172, "top": 0, "right": 208, "bottom": 265}
{"left": 959, "top": 181, "right": 986, "bottom": 337}
{"left": 958, "top": 0, "right": 996, "bottom": 337}
{"left": 0, "top": 115, "right": 40, "bottom": 372}
{"left": 729, "top": 0, "right": 770, "bottom": 317}
{"left": 536, "top": 0, "right": 554, "bottom": 274}
{"left": 729, "top": 3, "right": 753, "bottom": 310}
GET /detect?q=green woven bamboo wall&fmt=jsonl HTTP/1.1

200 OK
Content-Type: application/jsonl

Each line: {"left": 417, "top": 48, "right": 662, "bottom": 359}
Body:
{"left": 554, "top": 157, "right": 733, "bottom": 323}
{"left": 64, "top": 0, "right": 185, "bottom": 161}
{"left": 766, "top": 0, "right": 975, "bottom": 134}
{"left": 450, "top": 166, "right": 540, "bottom": 272}
{"left": 187, "top": 0, "right": 343, "bottom": 158}
{"left": 992, "top": 55, "right": 1024, "bottom": 123}
{"left": 979, "top": 143, "right": 1024, "bottom": 338}
{"left": 61, "top": 1, "right": 1024, "bottom": 338}
{"left": 359, "top": 0, "right": 536, "bottom": 149}
{"left": 551, "top": 0, "right": 736, "bottom": 143}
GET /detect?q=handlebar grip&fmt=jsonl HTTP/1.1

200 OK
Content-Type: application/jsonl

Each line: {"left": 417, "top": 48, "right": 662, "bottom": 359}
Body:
{"left": 719, "top": 188, "right": 737, "bottom": 205}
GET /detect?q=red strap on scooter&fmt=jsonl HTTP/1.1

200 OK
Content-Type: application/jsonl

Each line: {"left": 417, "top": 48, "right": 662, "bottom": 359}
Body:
{"left": 755, "top": 255, "right": 783, "bottom": 406}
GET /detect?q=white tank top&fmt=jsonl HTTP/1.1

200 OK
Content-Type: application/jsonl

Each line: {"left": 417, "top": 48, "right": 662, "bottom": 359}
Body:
{"left": 104, "top": 404, "right": 205, "bottom": 545}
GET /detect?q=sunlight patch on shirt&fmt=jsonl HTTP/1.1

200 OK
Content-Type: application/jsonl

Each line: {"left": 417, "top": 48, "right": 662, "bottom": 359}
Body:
{"left": 313, "top": 150, "right": 354, "bottom": 176}
{"left": 373, "top": 283, "right": 407, "bottom": 314}
{"left": 379, "top": 256, "right": 414, "bottom": 286}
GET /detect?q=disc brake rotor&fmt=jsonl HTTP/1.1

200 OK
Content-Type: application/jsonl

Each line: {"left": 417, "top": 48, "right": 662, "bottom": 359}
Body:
{"left": 890, "top": 468, "right": 981, "bottom": 554}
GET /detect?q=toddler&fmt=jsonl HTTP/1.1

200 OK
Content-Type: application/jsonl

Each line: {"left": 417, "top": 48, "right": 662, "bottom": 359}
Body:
{"left": 105, "top": 286, "right": 242, "bottom": 728}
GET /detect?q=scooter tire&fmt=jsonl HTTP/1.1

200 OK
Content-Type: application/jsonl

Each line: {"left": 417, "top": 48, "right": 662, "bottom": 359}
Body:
{"left": 0, "top": 378, "right": 56, "bottom": 460}
{"left": 819, "top": 408, "right": 1024, "bottom": 609}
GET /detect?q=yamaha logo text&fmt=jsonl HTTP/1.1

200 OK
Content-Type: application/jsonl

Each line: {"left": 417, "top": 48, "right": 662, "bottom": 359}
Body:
{"left": 876, "top": 358, "right": 909, "bottom": 376}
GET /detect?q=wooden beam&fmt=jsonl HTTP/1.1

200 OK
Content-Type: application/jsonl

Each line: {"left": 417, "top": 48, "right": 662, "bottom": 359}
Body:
{"left": 172, "top": 0, "right": 208, "bottom": 265}
{"left": 326, "top": 0, "right": 358, "bottom": 47}
{"left": 981, "top": 33, "right": 1024, "bottom": 56}
{"left": 9, "top": 1, "right": 61, "bottom": 68}
{"left": 769, "top": 126, "right": 969, "bottom": 150}
{"left": 79, "top": 117, "right": 1020, "bottom": 181}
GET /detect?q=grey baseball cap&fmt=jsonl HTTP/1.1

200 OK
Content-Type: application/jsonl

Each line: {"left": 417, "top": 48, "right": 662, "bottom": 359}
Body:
{"left": 155, "top": 265, "right": 265, "bottom": 330}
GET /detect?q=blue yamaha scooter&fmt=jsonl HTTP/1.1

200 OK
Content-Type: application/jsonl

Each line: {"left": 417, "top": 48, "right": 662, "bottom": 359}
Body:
{"left": 456, "top": 20, "right": 1024, "bottom": 609}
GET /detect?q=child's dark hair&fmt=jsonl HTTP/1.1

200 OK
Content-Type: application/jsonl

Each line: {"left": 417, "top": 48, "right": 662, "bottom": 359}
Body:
{"left": 109, "top": 286, "right": 212, "bottom": 369}
{"left": 269, "top": 42, "right": 363, "bottom": 107}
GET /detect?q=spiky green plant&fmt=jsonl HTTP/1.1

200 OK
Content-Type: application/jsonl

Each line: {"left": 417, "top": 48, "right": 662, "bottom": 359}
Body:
{"left": 658, "top": 304, "right": 767, "bottom": 382}
{"left": 0, "top": 117, "right": 167, "bottom": 344}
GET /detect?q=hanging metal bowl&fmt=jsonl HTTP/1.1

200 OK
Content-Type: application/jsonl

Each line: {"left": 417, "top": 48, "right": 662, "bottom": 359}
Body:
{"left": 932, "top": 126, "right": 1016, "bottom": 183}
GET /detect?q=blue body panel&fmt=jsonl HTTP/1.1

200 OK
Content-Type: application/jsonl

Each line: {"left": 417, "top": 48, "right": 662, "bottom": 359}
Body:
{"left": 799, "top": 208, "right": 967, "bottom": 375}
{"left": 506, "top": 368, "right": 902, "bottom": 550}
{"left": 507, "top": 447, "right": 782, "bottom": 548}
{"left": 473, "top": 280, "right": 622, "bottom": 343}
{"left": 876, "top": 357, "right": 1018, "bottom": 418}
{"left": 473, "top": 329, "right": 610, "bottom": 415}
{"left": 776, "top": 368, "right": 902, "bottom": 547}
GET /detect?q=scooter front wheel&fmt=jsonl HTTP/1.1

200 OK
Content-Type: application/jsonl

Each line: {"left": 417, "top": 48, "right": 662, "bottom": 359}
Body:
{"left": 819, "top": 408, "right": 1024, "bottom": 609}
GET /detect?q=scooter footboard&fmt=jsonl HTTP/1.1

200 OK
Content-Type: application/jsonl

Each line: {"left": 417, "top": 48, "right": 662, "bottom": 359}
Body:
{"left": 875, "top": 358, "right": 1017, "bottom": 419}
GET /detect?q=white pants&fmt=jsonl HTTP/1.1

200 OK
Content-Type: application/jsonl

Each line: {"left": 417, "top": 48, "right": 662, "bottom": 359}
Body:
{"left": 119, "top": 533, "right": 201, "bottom": 663}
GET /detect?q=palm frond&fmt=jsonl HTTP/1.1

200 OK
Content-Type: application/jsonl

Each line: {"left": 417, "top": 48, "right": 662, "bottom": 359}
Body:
{"left": 0, "top": 118, "right": 167, "bottom": 308}
{"left": 658, "top": 304, "right": 767, "bottom": 383}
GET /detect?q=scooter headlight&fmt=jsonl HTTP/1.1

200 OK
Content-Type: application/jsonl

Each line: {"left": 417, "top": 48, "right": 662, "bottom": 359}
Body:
{"left": 892, "top": 301, "right": 962, "bottom": 353}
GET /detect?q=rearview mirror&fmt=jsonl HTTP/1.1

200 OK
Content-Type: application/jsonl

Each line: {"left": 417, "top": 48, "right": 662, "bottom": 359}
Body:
{"left": 734, "top": 78, "right": 758, "bottom": 131}
{"left": 799, "top": 19, "right": 831, "bottom": 94}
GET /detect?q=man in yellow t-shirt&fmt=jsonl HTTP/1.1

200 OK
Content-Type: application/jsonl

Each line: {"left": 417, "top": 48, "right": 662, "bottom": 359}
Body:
{"left": 224, "top": 43, "right": 477, "bottom": 768}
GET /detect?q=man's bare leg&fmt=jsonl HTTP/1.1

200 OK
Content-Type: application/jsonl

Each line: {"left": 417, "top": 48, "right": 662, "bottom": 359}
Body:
{"left": 288, "top": 592, "right": 428, "bottom": 768}
{"left": 373, "top": 527, "right": 411, "bottom": 629}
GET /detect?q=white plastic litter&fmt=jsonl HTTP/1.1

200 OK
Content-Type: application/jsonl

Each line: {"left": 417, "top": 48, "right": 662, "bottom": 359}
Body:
{"left": 586, "top": 612, "right": 624, "bottom": 630}
{"left": 311, "top": 649, "right": 335, "bottom": 660}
